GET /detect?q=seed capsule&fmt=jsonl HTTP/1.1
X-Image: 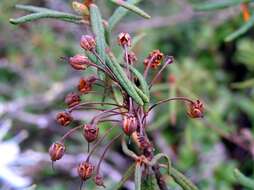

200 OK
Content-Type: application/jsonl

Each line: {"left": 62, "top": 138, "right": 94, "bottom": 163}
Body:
{"left": 77, "top": 75, "right": 97, "bottom": 94}
{"left": 65, "top": 92, "right": 81, "bottom": 108}
{"left": 118, "top": 32, "right": 131, "bottom": 47}
{"left": 93, "top": 174, "right": 106, "bottom": 187}
{"left": 49, "top": 142, "right": 65, "bottom": 161}
{"left": 69, "top": 54, "right": 91, "bottom": 70}
{"left": 80, "top": 35, "right": 96, "bottom": 51}
{"left": 77, "top": 161, "right": 95, "bottom": 181}
{"left": 144, "top": 50, "right": 164, "bottom": 69}
{"left": 188, "top": 100, "right": 204, "bottom": 118}
{"left": 122, "top": 115, "right": 137, "bottom": 136}
{"left": 56, "top": 112, "right": 73, "bottom": 126}
{"left": 83, "top": 124, "right": 99, "bottom": 143}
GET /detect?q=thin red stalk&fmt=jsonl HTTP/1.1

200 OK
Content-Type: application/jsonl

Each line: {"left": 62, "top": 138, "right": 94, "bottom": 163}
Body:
{"left": 92, "top": 50, "right": 117, "bottom": 81}
{"left": 59, "top": 125, "right": 82, "bottom": 142}
{"left": 96, "top": 133, "right": 122, "bottom": 174}
{"left": 143, "top": 55, "right": 156, "bottom": 79}
{"left": 98, "top": 119, "right": 121, "bottom": 123}
{"left": 86, "top": 126, "right": 113, "bottom": 162}
{"left": 149, "top": 57, "right": 174, "bottom": 89}
{"left": 148, "top": 97, "right": 194, "bottom": 113}
{"left": 68, "top": 102, "right": 125, "bottom": 112}
{"left": 124, "top": 45, "right": 130, "bottom": 78}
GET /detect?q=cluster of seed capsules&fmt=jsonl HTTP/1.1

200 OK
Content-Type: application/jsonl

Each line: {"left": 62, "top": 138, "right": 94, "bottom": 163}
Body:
{"left": 49, "top": 33, "right": 204, "bottom": 188}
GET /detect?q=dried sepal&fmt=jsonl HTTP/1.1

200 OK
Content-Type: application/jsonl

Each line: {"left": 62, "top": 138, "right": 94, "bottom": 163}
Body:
{"left": 124, "top": 51, "right": 137, "bottom": 64}
{"left": 77, "top": 75, "right": 97, "bottom": 94}
{"left": 69, "top": 54, "right": 91, "bottom": 70}
{"left": 118, "top": 32, "right": 131, "bottom": 47}
{"left": 56, "top": 112, "right": 73, "bottom": 126}
{"left": 80, "top": 35, "right": 96, "bottom": 51}
{"left": 49, "top": 142, "right": 65, "bottom": 161}
{"left": 83, "top": 124, "right": 99, "bottom": 142}
{"left": 65, "top": 92, "right": 81, "bottom": 108}
{"left": 187, "top": 99, "right": 204, "bottom": 118}
{"left": 77, "top": 161, "right": 95, "bottom": 181}
{"left": 144, "top": 50, "right": 164, "bottom": 69}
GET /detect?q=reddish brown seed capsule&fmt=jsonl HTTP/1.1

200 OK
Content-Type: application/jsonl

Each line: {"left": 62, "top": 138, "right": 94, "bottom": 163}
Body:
{"left": 93, "top": 174, "right": 106, "bottom": 187}
{"left": 83, "top": 124, "right": 99, "bottom": 143}
{"left": 80, "top": 35, "right": 96, "bottom": 51}
{"left": 118, "top": 32, "right": 131, "bottom": 47}
{"left": 65, "top": 92, "right": 81, "bottom": 108}
{"left": 122, "top": 114, "right": 137, "bottom": 136}
{"left": 77, "top": 75, "right": 97, "bottom": 94}
{"left": 187, "top": 100, "right": 204, "bottom": 118}
{"left": 77, "top": 161, "right": 95, "bottom": 181}
{"left": 56, "top": 112, "right": 73, "bottom": 126}
{"left": 144, "top": 50, "right": 164, "bottom": 69}
{"left": 124, "top": 51, "right": 137, "bottom": 64}
{"left": 49, "top": 142, "right": 65, "bottom": 161}
{"left": 69, "top": 54, "right": 91, "bottom": 70}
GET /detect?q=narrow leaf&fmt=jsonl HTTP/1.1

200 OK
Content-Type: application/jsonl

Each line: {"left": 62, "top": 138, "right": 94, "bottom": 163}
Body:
{"left": 10, "top": 12, "right": 82, "bottom": 25}
{"left": 135, "top": 163, "right": 142, "bottom": 190}
{"left": 234, "top": 169, "right": 254, "bottom": 189}
{"left": 171, "top": 167, "right": 199, "bottom": 190}
{"left": 193, "top": 0, "right": 251, "bottom": 11}
{"left": 110, "top": 0, "right": 151, "bottom": 19}
{"left": 150, "top": 153, "right": 171, "bottom": 174}
{"left": 225, "top": 14, "right": 254, "bottom": 42}
{"left": 108, "top": 0, "right": 141, "bottom": 30}
{"left": 15, "top": 4, "right": 56, "bottom": 13}
{"left": 89, "top": 4, "right": 107, "bottom": 79}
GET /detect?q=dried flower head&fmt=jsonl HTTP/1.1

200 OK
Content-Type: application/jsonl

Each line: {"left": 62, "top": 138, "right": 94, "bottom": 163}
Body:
{"left": 122, "top": 114, "right": 137, "bottom": 136}
{"left": 65, "top": 92, "right": 81, "bottom": 108}
{"left": 80, "top": 35, "right": 96, "bottom": 51}
{"left": 77, "top": 161, "right": 95, "bottom": 181}
{"left": 77, "top": 75, "right": 97, "bottom": 94}
{"left": 93, "top": 174, "right": 105, "bottom": 187}
{"left": 124, "top": 51, "right": 137, "bottom": 64}
{"left": 56, "top": 112, "right": 73, "bottom": 126}
{"left": 69, "top": 54, "right": 91, "bottom": 70}
{"left": 49, "top": 142, "right": 65, "bottom": 161}
{"left": 144, "top": 50, "right": 164, "bottom": 69}
{"left": 118, "top": 32, "right": 131, "bottom": 47}
{"left": 188, "top": 100, "right": 204, "bottom": 118}
{"left": 83, "top": 124, "right": 99, "bottom": 142}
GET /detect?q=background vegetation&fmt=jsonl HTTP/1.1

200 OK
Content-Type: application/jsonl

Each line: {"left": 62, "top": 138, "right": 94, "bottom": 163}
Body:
{"left": 0, "top": 0, "right": 254, "bottom": 190}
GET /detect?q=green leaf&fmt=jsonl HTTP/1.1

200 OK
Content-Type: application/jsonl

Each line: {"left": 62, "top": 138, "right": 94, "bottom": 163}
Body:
{"left": 141, "top": 174, "right": 157, "bottom": 190}
{"left": 225, "top": 14, "right": 254, "bottom": 42}
{"left": 89, "top": 4, "right": 107, "bottom": 79}
{"left": 15, "top": 4, "right": 57, "bottom": 13}
{"left": 234, "top": 169, "right": 254, "bottom": 189}
{"left": 10, "top": 11, "right": 82, "bottom": 25}
{"left": 109, "top": 0, "right": 151, "bottom": 19}
{"left": 108, "top": 0, "right": 142, "bottom": 30}
{"left": 193, "top": 0, "right": 251, "bottom": 11}
{"left": 171, "top": 167, "right": 199, "bottom": 190}
{"left": 135, "top": 163, "right": 142, "bottom": 190}
{"left": 113, "top": 163, "right": 135, "bottom": 190}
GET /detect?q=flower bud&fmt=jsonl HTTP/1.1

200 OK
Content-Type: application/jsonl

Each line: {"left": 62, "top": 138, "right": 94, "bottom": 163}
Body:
{"left": 69, "top": 55, "right": 91, "bottom": 70}
{"left": 83, "top": 124, "right": 99, "bottom": 143}
{"left": 188, "top": 100, "right": 204, "bottom": 118}
{"left": 65, "top": 92, "right": 81, "bottom": 108}
{"left": 144, "top": 50, "right": 164, "bottom": 69}
{"left": 122, "top": 114, "right": 137, "bottom": 136}
{"left": 77, "top": 75, "right": 97, "bottom": 94}
{"left": 124, "top": 51, "right": 137, "bottom": 64}
{"left": 80, "top": 35, "right": 96, "bottom": 51}
{"left": 49, "top": 142, "right": 65, "bottom": 161}
{"left": 118, "top": 32, "right": 131, "bottom": 47}
{"left": 56, "top": 112, "right": 73, "bottom": 126}
{"left": 77, "top": 161, "right": 94, "bottom": 181}
{"left": 72, "top": 1, "right": 89, "bottom": 16}
{"left": 93, "top": 174, "right": 105, "bottom": 187}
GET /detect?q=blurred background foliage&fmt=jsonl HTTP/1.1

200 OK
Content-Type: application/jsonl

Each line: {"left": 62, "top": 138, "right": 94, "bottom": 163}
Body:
{"left": 0, "top": 0, "right": 254, "bottom": 190}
